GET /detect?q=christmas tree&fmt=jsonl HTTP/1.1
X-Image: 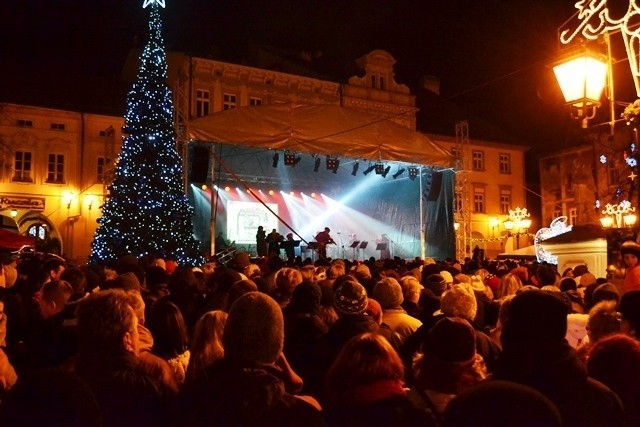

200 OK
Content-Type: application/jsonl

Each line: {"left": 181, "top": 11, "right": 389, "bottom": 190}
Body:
{"left": 90, "top": 0, "right": 204, "bottom": 265}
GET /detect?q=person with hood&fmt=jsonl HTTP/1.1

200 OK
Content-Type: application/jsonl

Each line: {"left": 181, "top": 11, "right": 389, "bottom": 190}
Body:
{"left": 179, "top": 292, "right": 323, "bottom": 426}
{"left": 493, "top": 289, "right": 624, "bottom": 427}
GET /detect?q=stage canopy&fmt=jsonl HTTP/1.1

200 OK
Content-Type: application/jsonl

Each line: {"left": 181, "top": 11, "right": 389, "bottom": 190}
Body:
{"left": 188, "top": 103, "right": 452, "bottom": 168}
{"left": 0, "top": 228, "right": 35, "bottom": 251}
{"left": 186, "top": 103, "right": 455, "bottom": 261}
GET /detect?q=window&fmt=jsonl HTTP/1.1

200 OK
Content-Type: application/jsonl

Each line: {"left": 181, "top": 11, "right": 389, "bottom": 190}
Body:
{"left": 249, "top": 97, "right": 262, "bottom": 106}
{"left": 452, "top": 148, "right": 463, "bottom": 169}
{"left": 50, "top": 123, "right": 65, "bottom": 131}
{"left": 569, "top": 208, "right": 577, "bottom": 225}
{"left": 223, "top": 93, "right": 237, "bottom": 110}
{"left": 13, "top": 151, "right": 32, "bottom": 182}
{"left": 46, "top": 154, "right": 65, "bottom": 183}
{"left": 499, "top": 153, "right": 511, "bottom": 174}
{"left": 97, "top": 157, "right": 105, "bottom": 183}
{"left": 196, "top": 89, "right": 210, "bottom": 117}
{"left": 472, "top": 151, "right": 484, "bottom": 171}
{"left": 500, "top": 188, "right": 512, "bottom": 214}
{"left": 473, "top": 187, "right": 485, "bottom": 213}
{"left": 607, "top": 161, "right": 620, "bottom": 186}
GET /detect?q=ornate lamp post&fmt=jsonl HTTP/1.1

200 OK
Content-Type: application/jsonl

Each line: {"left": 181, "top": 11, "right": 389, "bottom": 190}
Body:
{"left": 504, "top": 207, "right": 532, "bottom": 250}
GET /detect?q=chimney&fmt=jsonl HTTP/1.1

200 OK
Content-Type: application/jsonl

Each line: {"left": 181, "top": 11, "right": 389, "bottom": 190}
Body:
{"left": 421, "top": 75, "right": 441, "bottom": 95}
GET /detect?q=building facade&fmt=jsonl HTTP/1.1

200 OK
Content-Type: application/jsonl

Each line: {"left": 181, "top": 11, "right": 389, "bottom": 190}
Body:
{"left": 1, "top": 48, "right": 527, "bottom": 262}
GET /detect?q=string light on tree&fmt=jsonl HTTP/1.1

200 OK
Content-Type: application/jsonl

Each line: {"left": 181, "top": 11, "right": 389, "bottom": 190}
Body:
{"left": 89, "top": 0, "right": 203, "bottom": 265}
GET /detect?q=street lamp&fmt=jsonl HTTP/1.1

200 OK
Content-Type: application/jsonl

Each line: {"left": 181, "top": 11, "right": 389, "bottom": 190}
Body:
{"left": 505, "top": 207, "right": 531, "bottom": 249}
{"left": 600, "top": 200, "right": 637, "bottom": 229}
{"left": 553, "top": 48, "right": 608, "bottom": 129}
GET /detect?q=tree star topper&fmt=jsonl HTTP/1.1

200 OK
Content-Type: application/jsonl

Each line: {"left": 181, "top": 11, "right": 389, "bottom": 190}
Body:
{"left": 143, "top": 0, "right": 165, "bottom": 8}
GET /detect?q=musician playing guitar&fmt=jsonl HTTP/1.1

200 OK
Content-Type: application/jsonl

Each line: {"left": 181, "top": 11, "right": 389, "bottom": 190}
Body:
{"left": 314, "top": 227, "right": 336, "bottom": 259}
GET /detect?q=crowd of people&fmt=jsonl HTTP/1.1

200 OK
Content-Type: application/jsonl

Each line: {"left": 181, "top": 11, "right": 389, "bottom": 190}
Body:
{"left": 0, "top": 240, "right": 639, "bottom": 426}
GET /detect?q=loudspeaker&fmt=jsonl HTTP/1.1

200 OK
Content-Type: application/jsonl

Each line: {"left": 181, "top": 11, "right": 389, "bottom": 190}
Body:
{"left": 190, "top": 146, "right": 210, "bottom": 183}
{"left": 427, "top": 171, "right": 443, "bottom": 201}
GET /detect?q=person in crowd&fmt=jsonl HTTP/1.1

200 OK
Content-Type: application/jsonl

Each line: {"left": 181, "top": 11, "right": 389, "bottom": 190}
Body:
{"left": 29, "top": 280, "right": 76, "bottom": 368}
{"left": 493, "top": 289, "right": 624, "bottom": 427}
{"left": 619, "top": 289, "right": 640, "bottom": 338}
{"left": 256, "top": 225, "right": 268, "bottom": 257}
{"left": 185, "top": 310, "right": 226, "bottom": 384}
{"left": 73, "top": 289, "right": 170, "bottom": 427}
{"left": 373, "top": 277, "right": 422, "bottom": 345}
{"left": 408, "top": 316, "right": 488, "bottom": 420}
{"left": 442, "top": 380, "right": 562, "bottom": 427}
{"left": 179, "top": 292, "right": 324, "bottom": 426}
{"left": 146, "top": 299, "right": 191, "bottom": 386}
{"left": 272, "top": 267, "right": 303, "bottom": 308}
{"left": 587, "top": 333, "right": 640, "bottom": 427}
{"left": 576, "top": 300, "right": 621, "bottom": 362}
{"left": 281, "top": 233, "right": 298, "bottom": 264}
{"left": 282, "top": 281, "right": 328, "bottom": 396}
{"left": 495, "top": 273, "right": 522, "bottom": 300}
{"left": 399, "top": 275, "right": 422, "bottom": 319}
{"left": 0, "top": 368, "right": 101, "bottom": 427}
{"left": 439, "top": 284, "right": 501, "bottom": 372}
{"left": 325, "top": 332, "right": 436, "bottom": 427}
{"left": 621, "top": 240, "right": 640, "bottom": 293}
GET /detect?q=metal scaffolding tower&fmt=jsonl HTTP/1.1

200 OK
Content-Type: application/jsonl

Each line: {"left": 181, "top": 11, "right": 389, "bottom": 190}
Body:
{"left": 454, "top": 120, "right": 471, "bottom": 261}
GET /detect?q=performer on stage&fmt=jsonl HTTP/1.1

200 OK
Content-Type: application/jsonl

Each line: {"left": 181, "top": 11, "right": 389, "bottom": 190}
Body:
{"left": 266, "top": 229, "right": 283, "bottom": 257}
{"left": 256, "top": 226, "right": 267, "bottom": 257}
{"left": 314, "top": 227, "right": 336, "bottom": 259}
{"left": 282, "top": 233, "right": 297, "bottom": 264}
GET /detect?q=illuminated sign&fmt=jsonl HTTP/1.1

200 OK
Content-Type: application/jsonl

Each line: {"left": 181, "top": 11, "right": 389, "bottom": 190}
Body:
{"left": 0, "top": 194, "right": 45, "bottom": 211}
{"left": 534, "top": 216, "right": 573, "bottom": 264}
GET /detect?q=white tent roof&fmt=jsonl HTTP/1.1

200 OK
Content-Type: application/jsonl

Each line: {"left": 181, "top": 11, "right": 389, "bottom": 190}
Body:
{"left": 188, "top": 103, "right": 452, "bottom": 168}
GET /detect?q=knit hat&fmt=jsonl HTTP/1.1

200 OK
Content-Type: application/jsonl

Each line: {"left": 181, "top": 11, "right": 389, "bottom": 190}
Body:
{"left": 223, "top": 292, "right": 283, "bottom": 365}
{"left": 426, "top": 317, "right": 476, "bottom": 363}
{"left": 234, "top": 252, "right": 251, "bottom": 269}
{"left": 115, "top": 272, "right": 141, "bottom": 291}
{"left": 423, "top": 273, "right": 448, "bottom": 296}
{"left": 441, "top": 284, "right": 477, "bottom": 321}
{"left": 334, "top": 279, "right": 368, "bottom": 315}
{"left": 620, "top": 240, "right": 640, "bottom": 258}
{"left": 289, "top": 281, "right": 322, "bottom": 314}
{"left": 591, "top": 283, "right": 620, "bottom": 306}
{"left": 372, "top": 277, "right": 404, "bottom": 309}
{"left": 501, "top": 290, "right": 569, "bottom": 345}
{"left": 365, "top": 298, "right": 383, "bottom": 324}
{"left": 484, "top": 274, "right": 500, "bottom": 293}
{"left": 572, "top": 264, "right": 589, "bottom": 277}
{"left": 439, "top": 270, "right": 454, "bottom": 285}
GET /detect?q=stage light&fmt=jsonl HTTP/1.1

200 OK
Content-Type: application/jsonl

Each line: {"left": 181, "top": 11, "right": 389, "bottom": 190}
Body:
{"left": 224, "top": 186, "right": 231, "bottom": 192}
{"left": 351, "top": 162, "right": 359, "bottom": 176}
{"left": 408, "top": 167, "right": 419, "bottom": 181}
{"left": 326, "top": 156, "right": 340, "bottom": 173}
{"left": 381, "top": 166, "right": 391, "bottom": 178}
{"left": 362, "top": 164, "right": 376, "bottom": 175}
{"left": 313, "top": 157, "right": 321, "bottom": 172}
{"left": 284, "top": 152, "right": 301, "bottom": 167}
{"left": 290, "top": 191, "right": 295, "bottom": 196}
{"left": 201, "top": 184, "right": 208, "bottom": 190}
{"left": 375, "top": 164, "right": 386, "bottom": 174}
{"left": 272, "top": 152, "right": 279, "bottom": 168}
{"left": 268, "top": 190, "right": 274, "bottom": 195}
{"left": 311, "top": 192, "right": 316, "bottom": 198}
{"left": 392, "top": 168, "right": 405, "bottom": 179}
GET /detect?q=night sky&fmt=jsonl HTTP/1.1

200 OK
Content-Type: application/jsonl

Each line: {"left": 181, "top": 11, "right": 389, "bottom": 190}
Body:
{"left": 2, "top": 1, "right": 631, "bottom": 156}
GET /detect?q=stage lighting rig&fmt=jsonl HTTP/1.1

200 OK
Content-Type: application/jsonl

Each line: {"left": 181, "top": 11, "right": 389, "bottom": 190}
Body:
{"left": 351, "top": 162, "right": 359, "bottom": 176}
{"left": 326, "top": 156, "right": 340, "bottom": 173}
{"left": 284, "top": 152, "right": 301, "bottom": 167}
{"left": 408, "top": 167, "right": 419, "bottom": 181}
{"left": 313, "top": 157, "right": 321, "bottom": 172}
{"left": 272, "top": 153, "right": 279, "bottom": 168}
{"left": 381, "top": 166, "right": 391, "bottom": 178}
{"left": 362, "top": 164, "right": 376, "bottom": 175}
{"left": 375, "top": 163, "right": 386, "bottom": 174}
{"left": 392, "top": 168, "right": 405, "bottom": 179}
